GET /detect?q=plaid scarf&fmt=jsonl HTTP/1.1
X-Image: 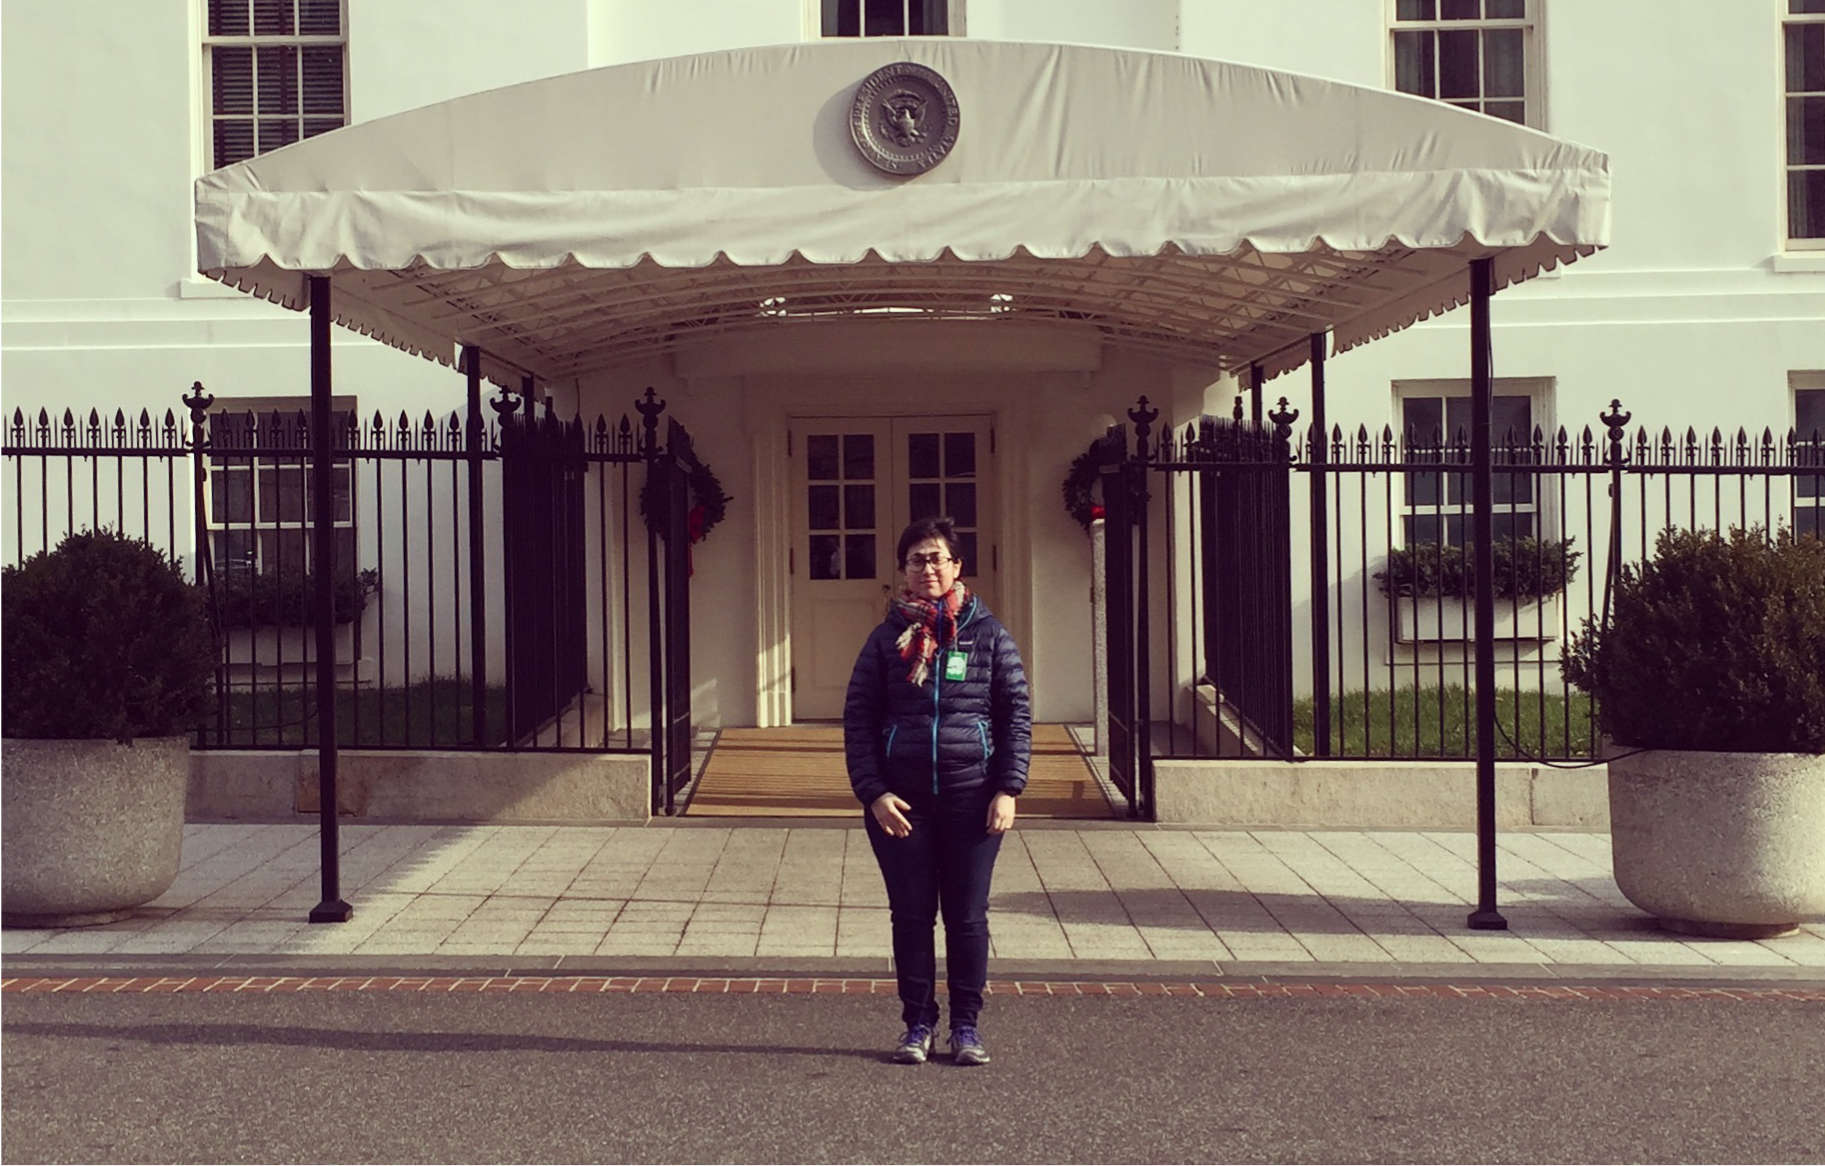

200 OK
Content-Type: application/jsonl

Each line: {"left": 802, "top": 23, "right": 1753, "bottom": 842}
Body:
{"left": 892, "top": 581, "right": 970, "bottom": 687}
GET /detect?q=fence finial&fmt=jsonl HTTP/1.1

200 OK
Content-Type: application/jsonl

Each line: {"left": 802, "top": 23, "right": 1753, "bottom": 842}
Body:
{"left": 1268, "top": 397, "right": 1300, "bottom": 443}
{"left": 182, "top": 381, "right": 214, "bottom": 423}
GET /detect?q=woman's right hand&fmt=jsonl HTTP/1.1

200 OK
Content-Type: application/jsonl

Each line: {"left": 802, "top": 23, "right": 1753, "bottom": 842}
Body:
{"left": 871, "top": 793, "right": 913, "bottom": 838}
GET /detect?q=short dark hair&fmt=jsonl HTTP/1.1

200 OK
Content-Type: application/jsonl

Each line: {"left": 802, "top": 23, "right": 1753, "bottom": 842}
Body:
{"left": 896, "top": 517, "right": 962, "bottom": 568}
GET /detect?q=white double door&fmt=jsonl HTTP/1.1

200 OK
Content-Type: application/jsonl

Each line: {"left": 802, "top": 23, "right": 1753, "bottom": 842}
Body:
{"left": 791, "top": 415, "right": 996, "bottom": 720}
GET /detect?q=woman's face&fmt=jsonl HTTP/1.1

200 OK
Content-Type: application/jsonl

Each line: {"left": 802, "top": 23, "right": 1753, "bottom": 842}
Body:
{"left": 902, "top": 536, "right": 961, "bottom": 600}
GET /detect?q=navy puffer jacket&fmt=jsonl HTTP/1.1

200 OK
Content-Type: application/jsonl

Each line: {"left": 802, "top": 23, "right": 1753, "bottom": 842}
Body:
{"left": 843, "top": 594, "right": 1032, "bottom": 807}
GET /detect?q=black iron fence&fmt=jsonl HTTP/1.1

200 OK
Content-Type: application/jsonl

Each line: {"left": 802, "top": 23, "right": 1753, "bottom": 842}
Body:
{"left": 3, "top": 385, "right": 697, "bottom": 811}
{"left": 1100, "top": 394, "right": 1825, "bottom": 816}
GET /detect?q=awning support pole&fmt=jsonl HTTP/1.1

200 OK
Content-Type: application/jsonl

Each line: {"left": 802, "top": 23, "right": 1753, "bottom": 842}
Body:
{"left": 1308, "top": 334, "right": 1331, "bottom": 757}
{"left": 464, "top": 346, "right": 489, "bottom": 748}
{"left": 1249, "top": 363, "right": 1263, "bottom": 427}
{"left": 1467, "top": 257, "right": 1508, "bottom": 931}
{"left": 308, "top": 274, "right": 352, "bottom": 925}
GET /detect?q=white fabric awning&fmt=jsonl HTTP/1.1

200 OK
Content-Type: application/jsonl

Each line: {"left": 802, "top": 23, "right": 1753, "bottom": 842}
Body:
{"left": 194, "top": 38, "right": 1610, "bottom": 385}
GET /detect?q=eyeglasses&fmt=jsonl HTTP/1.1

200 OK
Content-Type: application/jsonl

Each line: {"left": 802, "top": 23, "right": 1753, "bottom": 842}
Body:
{"left": 905, "top": 553, "right": 956, "bottom": 570}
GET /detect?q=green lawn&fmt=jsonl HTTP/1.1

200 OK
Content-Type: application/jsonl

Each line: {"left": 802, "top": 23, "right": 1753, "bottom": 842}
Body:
{"left": 1292, "top": 685, "right": 1597, "bottom": 760}
{"left": 208, "top": 678, "right": 509, "bottom": 748}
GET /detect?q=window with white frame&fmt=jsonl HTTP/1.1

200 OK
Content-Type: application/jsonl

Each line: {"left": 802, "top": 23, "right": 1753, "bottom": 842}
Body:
{"left": 1391, "top": 0, "right": 1535, "bottom": 127}
{"left": 205, "top": 0, "right": 346, "bottom": 169}
{"left": 205, "top": 401, "right": 357, "bottom": 581}
{"left": 821, "top": 0, "right": 952, "bottom": 36}
{"left": 1787, "top": 0, "right": 1825, "bottom": 245}
{"left": 1397, "top": 381, "right": 1548, "bottom": 547}
{"left": 1795, "top": 376, "right": 1825, "bottom": 537}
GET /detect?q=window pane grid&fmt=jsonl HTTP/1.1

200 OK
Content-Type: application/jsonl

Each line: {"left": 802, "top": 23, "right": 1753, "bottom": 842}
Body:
{"left": 205, "top": 408, "right": 356, "bottom": 577}
{"left": 1787, "top": 17, "right": 1825, "bottom": 241}
{"left": 206, "top": 1, "right": 344, "bottom": 169}
{"left": 1392, "top": 3, "right": 1531, "bottom": 126}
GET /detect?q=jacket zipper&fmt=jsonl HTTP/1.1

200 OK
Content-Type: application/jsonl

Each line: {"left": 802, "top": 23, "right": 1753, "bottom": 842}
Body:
{"left": 929, "top": 597, "right": 980, "bottom": 796}
{"left": 930, "top": 654, "right": 941, "bottom": 795}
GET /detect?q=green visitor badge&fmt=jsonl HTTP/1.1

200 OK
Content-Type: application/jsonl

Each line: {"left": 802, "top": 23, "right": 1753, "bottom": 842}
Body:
{"left": 943, "top": 651, "right": 968, "bottom": 681}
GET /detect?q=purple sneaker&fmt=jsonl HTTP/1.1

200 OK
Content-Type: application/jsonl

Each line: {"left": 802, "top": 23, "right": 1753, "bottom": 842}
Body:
{"left": 949, "top": 1025, "right": 990, "bottom": 1066}
{"left": 892, "top": 1024, "right": 935, "bottom": 1064}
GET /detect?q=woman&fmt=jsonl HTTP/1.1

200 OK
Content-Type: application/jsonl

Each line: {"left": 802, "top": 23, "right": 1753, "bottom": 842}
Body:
{"left": 843, "top": 516, "right": 1031, "bottom": 1066}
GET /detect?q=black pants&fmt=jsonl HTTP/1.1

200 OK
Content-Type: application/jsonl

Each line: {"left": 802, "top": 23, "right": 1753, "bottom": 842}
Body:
{"left": 864, "top": 788, "right": 1004, "bottom": 1031}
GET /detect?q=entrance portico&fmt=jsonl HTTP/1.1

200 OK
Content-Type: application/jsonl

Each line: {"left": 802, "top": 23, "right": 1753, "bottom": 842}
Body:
{"left": 192, "top": 36, "right": 1610, "bottom": 917}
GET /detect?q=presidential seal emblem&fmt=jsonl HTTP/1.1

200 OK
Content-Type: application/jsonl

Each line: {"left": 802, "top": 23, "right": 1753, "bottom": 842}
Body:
{"left": 849, "top": 62, "right": 960, "bottom": 176}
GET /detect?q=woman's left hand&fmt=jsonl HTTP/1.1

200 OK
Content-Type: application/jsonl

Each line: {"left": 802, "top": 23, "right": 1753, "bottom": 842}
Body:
{"left": 986, "top": 792, "right": 1016, "bottom": 834}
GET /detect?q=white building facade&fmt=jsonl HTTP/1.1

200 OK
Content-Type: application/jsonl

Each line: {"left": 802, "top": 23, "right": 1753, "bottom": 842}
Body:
{"left": 3, "top": 1, "right": 1821, "bottom": 734}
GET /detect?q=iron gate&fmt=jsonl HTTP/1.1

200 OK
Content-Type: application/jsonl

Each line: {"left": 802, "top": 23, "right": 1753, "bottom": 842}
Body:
{"left": 1099, "top": 398, "right": 1296, "bottom": 820}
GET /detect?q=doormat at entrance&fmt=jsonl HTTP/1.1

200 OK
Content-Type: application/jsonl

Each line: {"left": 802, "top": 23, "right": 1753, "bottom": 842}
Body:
{"left": 685, "top": 725, "right": 1113, "bottom": 818}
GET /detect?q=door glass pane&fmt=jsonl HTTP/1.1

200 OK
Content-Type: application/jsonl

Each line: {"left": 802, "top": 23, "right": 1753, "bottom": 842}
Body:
{"left": 1487, "top": 0, "right": 1523, "bottom": 15}
{"left": 844, "top": 484, "right": 875, "bottom": 529}
{"left": 843, "top": 434, "right": 875, "bottom": 480}
{"left": 1440, "top": 0, "right": 1479, "bottom": 18}
{"left": 957, "top": 531, "right": 978, "bottom": 577}
{"left": 808, "top": 485, "right": 840, "bottom": 530}
{"left": 807, "top": 435, "right": 839, "bottom": 480}
{"left": 907, "top": 432, "right": 940, "bottom": 478}
{"left": 845, "top": 534, "right": 875, "bottom": 580}
{"left": 908, "top": 482, "right": 941, "bottom": 521}
{"left": 946, "top": 483, "right": 977, "bottom": 527}
{"left": 1397, "top": 0, "right": 1436, "bottom": 18}
{"left": 809, "top": 534, "right": 841, "bottom": 580}
{"left": 943, "top": 432, "right": 976, "bottom": 477}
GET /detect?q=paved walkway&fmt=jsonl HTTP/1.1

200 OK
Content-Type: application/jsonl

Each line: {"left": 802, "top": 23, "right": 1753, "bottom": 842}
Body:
{"left": 5, "top": 822, "right": 1823, "bottom": 980}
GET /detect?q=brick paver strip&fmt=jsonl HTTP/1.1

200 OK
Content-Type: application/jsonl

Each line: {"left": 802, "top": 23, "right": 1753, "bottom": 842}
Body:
{"left": 5, "top": 976, "right": 1823, "bottom": 1001}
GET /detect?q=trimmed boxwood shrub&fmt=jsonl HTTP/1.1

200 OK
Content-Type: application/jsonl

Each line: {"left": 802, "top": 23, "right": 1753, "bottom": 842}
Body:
{"left": 2, "top": 529, "right": 215, "bottom": 742}
{"left": 1561, "top": 527, "right": 1825, "bottom": 753}
{"left": 1376, "top": 536, "right": 1580, "bottom": 600}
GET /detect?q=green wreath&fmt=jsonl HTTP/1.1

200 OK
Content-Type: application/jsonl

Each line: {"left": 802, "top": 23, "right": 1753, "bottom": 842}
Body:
{"left": 1062, "top": 443, "right": 1107, "bottom": 532}
{"left": 641, "top": 459, "right": 731, "bottom": 544}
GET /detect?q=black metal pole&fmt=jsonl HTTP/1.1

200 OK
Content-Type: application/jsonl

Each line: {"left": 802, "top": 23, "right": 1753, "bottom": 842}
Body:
{"left": 1130, "top": 396, "right": 1159, "bottom": 820}
{"left": 465, "top": 347, "right": 489, "bottom": 748}
{"left": 1249, "top": 363, "right": 1263, "bottom": 427}
{"left": 1308, "top": 334, "right": 1331, "bottom": 758}
{"left": 1467, "top": 257, "right": 1507, "bottom": 931}
{"left": 637, "top": 389, "right": 666, "bottom": 816}
{"left": 308, "top": 275, "right": 352, "bottom": 924}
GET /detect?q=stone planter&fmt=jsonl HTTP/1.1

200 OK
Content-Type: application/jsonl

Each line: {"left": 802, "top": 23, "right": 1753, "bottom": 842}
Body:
{"left": 1608, "top": 749, "right": 1825, "bottom": 939}
{"left": 1393, "top": 593, "right": 1562, "bottom": 642}
{"left": 1, "top": 736, "right": 189, "bottom": 928}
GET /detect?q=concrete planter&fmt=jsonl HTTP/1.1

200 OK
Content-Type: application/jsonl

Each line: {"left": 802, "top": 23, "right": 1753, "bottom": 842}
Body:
{"left": 1, "top": 736, "right": 189, "bottom": 928}
{"left": 1608, "top": 749, "right": 1825, "bottom": 939}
